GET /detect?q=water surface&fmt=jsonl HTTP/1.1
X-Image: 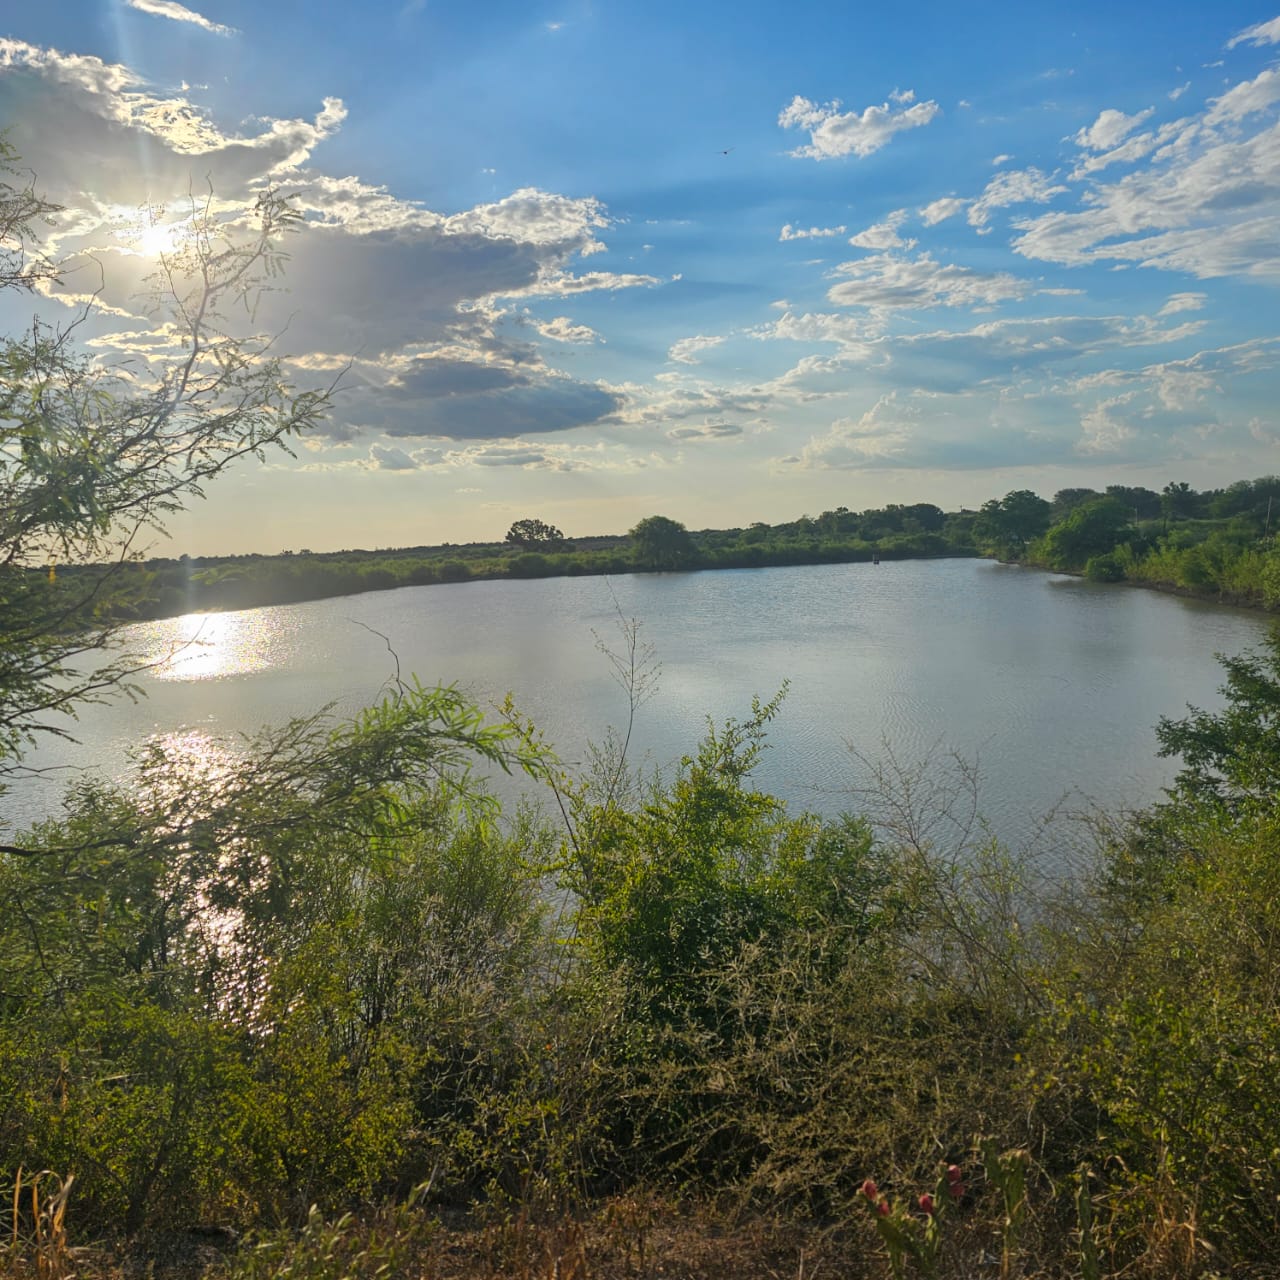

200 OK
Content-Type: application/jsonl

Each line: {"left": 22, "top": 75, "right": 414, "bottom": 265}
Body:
{"left": 8, "top": 560, "right": 1272, "bottom": 848}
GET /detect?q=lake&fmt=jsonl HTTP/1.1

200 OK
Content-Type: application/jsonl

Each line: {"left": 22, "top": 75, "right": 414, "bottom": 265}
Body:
{"left": 6, "top": 559, "right": 1273, "bottom": 849}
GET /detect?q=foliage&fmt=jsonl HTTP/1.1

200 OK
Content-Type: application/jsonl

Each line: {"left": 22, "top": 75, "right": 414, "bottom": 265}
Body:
{"left": 0, "top": 170, "right": 333, "bottom": 777}
{"left": 1037, "top": 496, "right": 1132, "bottom": 571}
{"left": 1154, "top": 628, "right": 1280, "bottom": 822}
{"left": 0, "top": 683, "right": 557, "bottom": 1230}
{"left": 505, "top": 518, "right": 571, "bottom": 551}
{"left": 972, "top": 490, "right": 1051, "bottom": 557}
{"left": 628, "top": 515, "right": 697, "bottom": 571}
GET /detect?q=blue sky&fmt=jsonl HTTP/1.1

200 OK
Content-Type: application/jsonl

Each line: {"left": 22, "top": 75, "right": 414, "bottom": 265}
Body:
{"left": 3, "top": 1, "right": 1280, "bottom": 553}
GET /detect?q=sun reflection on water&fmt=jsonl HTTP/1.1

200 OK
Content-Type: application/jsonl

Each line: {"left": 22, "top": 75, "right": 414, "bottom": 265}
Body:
{"left": 149, "top": 611, "right": 282, "bottom": 681}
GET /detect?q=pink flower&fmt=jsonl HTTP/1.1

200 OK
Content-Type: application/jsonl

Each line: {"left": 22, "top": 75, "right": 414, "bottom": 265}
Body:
{"left": 861, "top": 1179, "right": 879, "bottom": 1201}
{"left": 877, "top": 1199, "right": 891, "bottom": 1217}
{"left": 919, "top": 1193, "right": 935, "bottom": 1216}
{"left": 948, "top": 1181, "right": 966, "bottom": 1201}
{"left": 946, "top": 1164, "right": 963, "bottom": 1184}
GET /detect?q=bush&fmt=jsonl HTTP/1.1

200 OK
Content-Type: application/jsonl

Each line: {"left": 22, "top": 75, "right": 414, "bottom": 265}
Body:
{"left": 1084, "top": 552, "right": 1125, "bottom": 582}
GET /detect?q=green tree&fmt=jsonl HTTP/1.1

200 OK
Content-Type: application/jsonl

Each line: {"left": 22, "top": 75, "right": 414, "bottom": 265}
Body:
{"left": 1039, "top": 496, "right": 1131, "bottom": 571}
{"left": 0, "top": 162, "right": 333, "bottom": 777}
{"left": 629, "top": 514, "right": 696, "bottom": 570}
{"left": 1160, "top": 480, "right": 1199, "bottom": 521}
{"left": 973, "top": 489, "right": 1052, "bottom": 555}
{"left": 1105, "top": 484, "right": 1162, "bottom": 521}
{"left": 505, "top": 517, "right": 570, "bottom": 550}
{"left": 1050, "top": 487, "right": 1101, "bottom": 521}
{"left": 1155, "top": 629, "right": 1280, "bottom": 820}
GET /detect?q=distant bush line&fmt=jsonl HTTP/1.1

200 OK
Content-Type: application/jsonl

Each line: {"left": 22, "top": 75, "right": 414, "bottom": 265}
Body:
{"left": 52, "top": 506, "right": 978, "bottom": 622}
{"left": 40, "top": 475, "right": 1280, "bottom": 623}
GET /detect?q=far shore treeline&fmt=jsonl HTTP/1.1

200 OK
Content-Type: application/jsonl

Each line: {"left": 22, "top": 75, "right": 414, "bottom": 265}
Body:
{"left": 49, "top": 474, "right": 1280, "bottom": 620}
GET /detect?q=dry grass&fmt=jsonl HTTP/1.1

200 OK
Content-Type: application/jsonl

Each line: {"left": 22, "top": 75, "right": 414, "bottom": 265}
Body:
{"left": 1, "top": 1171, "right": 86, "bottom": 1280}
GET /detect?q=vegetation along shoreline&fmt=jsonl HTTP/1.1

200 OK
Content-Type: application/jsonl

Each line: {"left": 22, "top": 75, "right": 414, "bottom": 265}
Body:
{"left": 47, "top": 475, "right": 1280, "bottom": 623}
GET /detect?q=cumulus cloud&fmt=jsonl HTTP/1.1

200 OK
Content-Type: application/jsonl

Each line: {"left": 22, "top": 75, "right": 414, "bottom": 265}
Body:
{"left": 468, "top": 444, "right": 556, "bottom": 467}
{"left": 780, "top": 222, "right": 848, "bottom": 240}
{"left": 124, "top": 0, "right": 237, "bottom": 35}
{"left": 1077, "top": 395, "right": 1139, "bottom": 453}
{"left": 1068, "top": 120, "right": 1185, "bottom": 179}
{"left": 920, "top": 196, "right": 967, "bottom": 225}
{"left": 1158, "top": 291, "right": 1208, "bottom": 315}
{"left": 515, "top": 269, "right": 662, "bottom": 297}
{"left": 849, "top": 209, "right": 914, "bottom": 249}
{"left": 0, "top": 40, "right": 344, "bottom": 202}
{"left": 343, "top": 356, "right": 623, "bottom": 441}
{"left": 789, "top": 393, "right": 919, "bottom": 468}
{"left": 668, "top": 334, "right": 727, "bottom": 364}
{"left": 1014, "top": 73, "right": 1280, "bottom": 281}
{"left": 1074, "top": 107, "right": 1156, "bottom": 151}
{"left": 1227, "top": 15, "right": 1280, "bottom": 48}
{"left": 368, "top": 444, "right": 419, "bottom": 470}
{"left": 778, "top": 92, "right": 941, "bottom": 159}
{"left": 1073, "top": 338, "right": 1280, "bottom": 400}
{"left": 1205, "top": 66, "right": 1280, "bottom": 125}
{"left": 666, "top": 422, "right": 743, "bottom": 440}
{"left": 0, "top": 38, "right": 642, "bottom": 449}
{"left": 967, "top": 167, "right": 1067, "bottom": 231}
{"left": 535, "top": 315, "right": 602, "bottom": 343}
{"left": 827, "top": 252, "right": 1030, "bottom": 311}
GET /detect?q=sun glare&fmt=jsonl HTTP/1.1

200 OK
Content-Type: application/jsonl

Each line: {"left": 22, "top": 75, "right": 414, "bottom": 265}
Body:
{"left": 151, "top": 611, "right": 278, "bottom": 681}
{"left": 133, "top": 218, "right": 185, "bottom": 258}
{"left": 112, "top": 207, "right": 188, "bottom": 259}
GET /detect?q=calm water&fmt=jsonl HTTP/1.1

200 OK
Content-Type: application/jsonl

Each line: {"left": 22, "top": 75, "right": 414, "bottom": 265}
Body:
{"left": 6, "top": 560, "right": 1273, "bottom": 847}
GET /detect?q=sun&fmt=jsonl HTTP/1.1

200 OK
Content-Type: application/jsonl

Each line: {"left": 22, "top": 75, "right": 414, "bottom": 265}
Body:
{"left": 132, "top": 217, "right": 185, "bottom": 259}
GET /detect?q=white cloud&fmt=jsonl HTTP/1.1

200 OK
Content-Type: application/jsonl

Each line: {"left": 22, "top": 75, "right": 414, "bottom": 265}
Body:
{"left": 791, "top": 393, "right": 918, "bottom": 468}
{"left": 1158, "top": 291, "right": 1207, "bottom": 315}
{"left": 368, "top": 443, "right": 419, "bottom": 470}
{"left": 0, "top": 41, "right": 344, "bottom": 198}
{"left": 668, "top": 334, "right": 727, "bottom": 364}
{"left": 124, "top": 0, "right": 237, "bottom": 35}
{"left": 514, "top": 269, "right": 662, "bottom": 297}
{"left": 992, "top": 153, "right": 1013, "bottom": 166}
{"left": 1068, "top": 120, "right": 1185, "bottom": 179}
{"left": 920, "top": 196, "right": 966, "bottom": 226}
{"left": 778, "top": 92, "right": 941, "bottom": 159}
{"left": 967, "top": 167, "right": 1067, "bottom": 231}
{"left": 1204, "top": 66, "right": 1280, "bottom": 125}
{"left": 444, "top": 187, "right": 608, "bottom": 247}
{"left": 779, "top": 222, "right": 848, "bottom": 240}
{"left": 849, "top": 210, "right": 914, "bottom": 249}
{"left": 1077, "top": 395, "right": 1138, "bottom": 453}
{"left": 754, "top": 310, "right": 879, "bottom": 356}
{"left": 666, "top": 422, "right": 744, "bottom": 441}
{"left": 1073, "top": 107, "right": 1155, "bottom": 151}
{"left": 0, "top": 39, "right": 635, "bottom": 448}
{"left": 535, "top": 315, "right": 602, "bottom": 343}
{"left": 1227, "top": 16, "right": 1280, "bottom": 48}
{"left": 1014, "top": 78, "right": 1280, "bottom": 281}
{"left": 1169, "top": 82, "right": 1191, "bottom": 101}
{"left": 827, "top": 251, "right": 1031, "bottom": 311}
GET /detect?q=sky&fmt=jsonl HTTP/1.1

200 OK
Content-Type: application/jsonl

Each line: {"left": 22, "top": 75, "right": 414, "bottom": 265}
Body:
{"left": 2, "top": 1, "right": 1280, "bottom": 554}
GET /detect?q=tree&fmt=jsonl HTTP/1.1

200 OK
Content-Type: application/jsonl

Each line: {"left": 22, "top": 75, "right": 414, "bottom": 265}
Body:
{"left": 1051, "top": 488, "right": 1100, "bottom": 521}
{"left": 629, "top": 514, "right": 696, "bottom": 571}
{"left": 1039, "top": 496, "right": 1131, "bottom": 571}
{"left": 1155, "top": 629, "right": 1280, "bottom": 821}
{"left": 973, "top": 489, "right": 1051, "bottom": 555}
{"left": 1161, "top": 480, "right": 1199, "bottom": 521}
{"left": 1105, "top": 484, "right": 1162, "bottom": 522}
{"left": 0, "top": 156, "right": 334, "bottom": 779}
{"left": 505, "top": 517, "right": 570, "bottom": 550}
